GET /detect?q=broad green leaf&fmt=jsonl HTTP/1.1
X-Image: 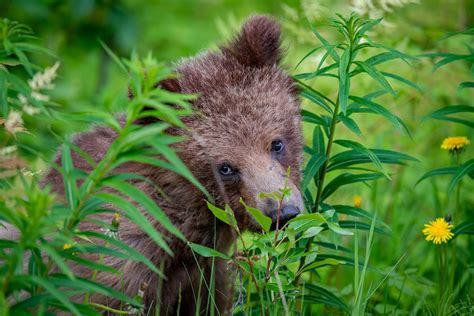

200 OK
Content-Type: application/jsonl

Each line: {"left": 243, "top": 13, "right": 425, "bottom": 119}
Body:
{"left": 312, "top": 126, "right": 326, "bottom": 156}
{"left": 240, "top": 198, "right": 271, "bottom": 232}
{"left": 327, "top": 222, "right": 354, "bottom": 236}
{"left": 206, "top": 201, "right": 237, "bottom": 230}
{"left": 301, "top": 226, "right": 325, "bottom": 239}
{"left": 188, "top": 242, "right": 231, "bottom": 260}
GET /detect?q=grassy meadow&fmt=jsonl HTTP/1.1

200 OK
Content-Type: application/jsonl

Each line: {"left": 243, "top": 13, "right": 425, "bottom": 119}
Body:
{"left": 1, "top": 0, "right": 473, "bottom": 315}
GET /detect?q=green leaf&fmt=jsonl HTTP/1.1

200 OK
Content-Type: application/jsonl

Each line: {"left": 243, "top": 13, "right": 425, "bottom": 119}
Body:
{"left": 448, "top": 159, "right": 474, "bottom": 194}
{"left": 240, "top": 198, "right": 272, "bottom": 232}
{"left": 416, "top": 167, "right": 458, "bottom": 185}
{"left": 381, "top": 72, "right": 422, "bottom": 92}
{"left": 321, "top": 173, "right": 385, "bottom": 201}
{"left": 301, "top": 258, "right": 343, "bottom": 273}
{"left": 295, "top": 46, "right": 324, "bottom": 69}
{"left": 328, "top": 149, "right": 417, "bottom": 172}
{"left": 77, "top": 231, "right": 161, "bottom": 276}
{"left": 50, "top": 275, "right": 140, "bottom": 306}
{"left": 327, "top": 222, "right": 354, "bottom": 235}
{"left": 188, "top": 242, "right": 231, "bottom": 260}
{"left": 311, "top": 25, "right": 340, "bottom": 62}
{"left": 304, "top": 284, "right": 349, "bottom": 311}
{"left": 17, "top": 276, "right": 80, "bottom": 315}
{"left": 61, "top": 143, "right": 78, "bottom": 209}
{"left": 206, "top": 201, "right": 237, "bottom": 230}
{"left": 424, "top": 105, "right": 474, "bottom": 128}
{"left": 338, "top": 114, "right": 362, "bottom": 136}
{"left": 300, "top": 89, "right": 333, "bottom": 114}
{"left": 41, "top": 244, "right": 76, "bottom": 280}
{"left": 453, "top": 219, "right": 474, "bottom": 237}
{"left": 348, "top": 96, "right": 411, "bottom": 136}
{"left": 95, "top": 193, "right": 172, "bottom": 255}
{"left": 102, "top": 178, "right": 185, "bottom": 241}
{"left": 339, "top": 48, "right": 351, "bottom": 114}
{"left": 353, "top": 61, "right": 395, "bottom": 95}
{"left": 339, "top": 221, "right": 391, "bottom": 235}
{"left": 334, "top": 139, "right": 390, "bottom": 179}
{"left": 459, "top": 81, "right": 474, "bottom": 91}
{"left": 301, "top": 226, "right": 325, "bottom": 239}
{"left": 301, "top": 110, "right": 329, "bottom": 126}
{"left": 302, "top": 154, "right": 327, "bottom": 190}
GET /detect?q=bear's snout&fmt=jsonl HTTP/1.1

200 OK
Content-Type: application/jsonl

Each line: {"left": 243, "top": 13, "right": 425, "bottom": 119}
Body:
{"left": 269, "top": 204, "right": 300, "bottom": 230}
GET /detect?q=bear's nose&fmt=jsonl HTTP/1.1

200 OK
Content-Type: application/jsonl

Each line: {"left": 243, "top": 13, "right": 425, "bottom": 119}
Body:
{"left": 270, "top": 204, "right": 300, "bottom": 230}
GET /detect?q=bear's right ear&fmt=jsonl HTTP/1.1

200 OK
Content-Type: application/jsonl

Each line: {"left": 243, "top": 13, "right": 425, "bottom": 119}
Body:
{"left": 222, "top": 15, "right": 282, "bottom": 67}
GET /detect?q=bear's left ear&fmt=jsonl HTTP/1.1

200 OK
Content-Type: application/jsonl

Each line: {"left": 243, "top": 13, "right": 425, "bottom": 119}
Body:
{"left": 222, "top": 15, "right": 282, "bottom": 67}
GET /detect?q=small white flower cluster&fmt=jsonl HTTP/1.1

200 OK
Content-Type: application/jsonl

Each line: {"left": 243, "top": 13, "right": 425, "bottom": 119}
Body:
{"left": 2, "top": 110, "right": 26, "bottom": 135}
{"left": 1, "top": 62, "right": 60, "bottom": 136}
{"left": 351, "top": 0, "right": 419, "bottom": 20}
{"left": 19, "top": 61, "right": 60, "bottom": 111}
{"left": 0, "top": 145, "right": 17, "bottom": 157}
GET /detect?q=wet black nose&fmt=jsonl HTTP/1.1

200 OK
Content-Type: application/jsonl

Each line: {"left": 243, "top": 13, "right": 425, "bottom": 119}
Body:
{"left": 270, "top": 205, "right": 300, "bottom": 230}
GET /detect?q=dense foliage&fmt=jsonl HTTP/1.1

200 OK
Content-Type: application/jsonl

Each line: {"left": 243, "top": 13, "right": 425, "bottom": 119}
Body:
{"left": 1, "top": 1, "right": 473, "bottom": 315}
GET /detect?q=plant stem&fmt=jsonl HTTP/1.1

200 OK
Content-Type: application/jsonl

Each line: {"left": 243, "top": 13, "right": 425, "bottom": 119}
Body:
{"left": 295, "top": 98, "right": 341, "bottom": 286}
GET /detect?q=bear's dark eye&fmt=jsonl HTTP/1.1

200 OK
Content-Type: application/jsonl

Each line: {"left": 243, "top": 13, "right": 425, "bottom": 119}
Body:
{"left": 271, "top": 140, "right": 284, "bottom": 153}
{"left": 219, "top": 163, "right": 235, "bottom": 176}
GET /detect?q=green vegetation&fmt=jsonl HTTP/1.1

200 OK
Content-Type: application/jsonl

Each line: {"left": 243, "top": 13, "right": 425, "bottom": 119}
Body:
{"left": 1, "top": 1, "right": 473, "bottom": 315}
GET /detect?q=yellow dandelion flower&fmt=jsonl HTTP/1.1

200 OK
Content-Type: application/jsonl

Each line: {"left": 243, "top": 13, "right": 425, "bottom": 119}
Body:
{"left": 114, "top": 212, "right": 121, "bottom": 221}
{"left": 63, "top": 243, "right": 73, "bottom": 250}
{"left": 422, "top": 218, "right": 454, "bottom": 245}
{"left": 353, "top": 195, "right": 362, "bottom": 208}
{"left": 441, "top": 136, "right": 470, "bottom": 152}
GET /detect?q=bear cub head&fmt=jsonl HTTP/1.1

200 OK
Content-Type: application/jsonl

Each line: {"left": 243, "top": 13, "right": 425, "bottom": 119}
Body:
{"left": 148, "top": 16, "right": 304, "bottom": 231}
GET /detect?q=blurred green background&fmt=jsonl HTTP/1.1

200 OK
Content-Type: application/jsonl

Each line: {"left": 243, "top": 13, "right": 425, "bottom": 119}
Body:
{"left": 2, "top": 0, "right": 473, "bottom": 313}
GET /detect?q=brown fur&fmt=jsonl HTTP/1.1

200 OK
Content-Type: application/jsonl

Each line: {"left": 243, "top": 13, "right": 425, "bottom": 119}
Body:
{"left": 44, "top": 15, "right": 303, "bottom": 315}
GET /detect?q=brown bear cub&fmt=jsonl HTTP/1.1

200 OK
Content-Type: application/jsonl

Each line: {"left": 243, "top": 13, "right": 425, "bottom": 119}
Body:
{"left": 46, "top": 15, "right": 304, "bottom": 315}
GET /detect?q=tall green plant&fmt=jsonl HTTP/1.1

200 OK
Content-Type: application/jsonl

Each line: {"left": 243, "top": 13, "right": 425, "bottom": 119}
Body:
{"left": 0, "top": 19, "right": 205, "bottom": 314}
{"left": 197, "top": 14, "right": 419, "bottom": 315}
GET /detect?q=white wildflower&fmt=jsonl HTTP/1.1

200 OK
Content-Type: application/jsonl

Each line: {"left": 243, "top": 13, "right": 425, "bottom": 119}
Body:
{"left": 31, "top": 91, "right": 50, "bottom": 102}
{"left": 0, "top": 145, "right": 17, "bottom": 157}
{"left": 3, "top": 110, "right": 26, "bottom": 135}
{"left": 28, "top": 62, "right": 60, "bottom": 91}
{"left": 22, "top": 104, "right": 41, "bottom": 116}
{"left": 351, "top": 0, "right": 418, "bottom": 20}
